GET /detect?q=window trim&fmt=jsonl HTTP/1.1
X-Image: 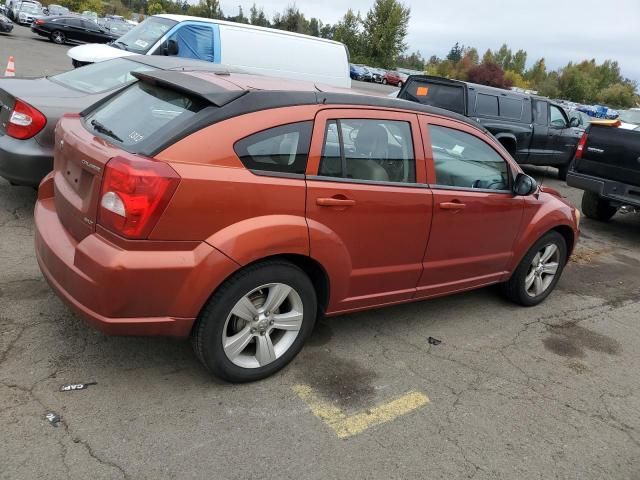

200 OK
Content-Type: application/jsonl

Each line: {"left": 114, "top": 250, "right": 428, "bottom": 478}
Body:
{"left": 316, "top": 117, "right": 418, "bottom": 187}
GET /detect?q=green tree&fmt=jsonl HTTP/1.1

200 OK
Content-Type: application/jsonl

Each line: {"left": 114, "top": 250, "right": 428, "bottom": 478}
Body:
{"left": 494, "top": 43, "right": 512, "bottom": 71}
{"left": 319, "top": 23, "right": 335, "bottom": 39}
{"left": 188, "top": 0, "right": 223, "bottom": 19}
{"left": 77, "top": 0, "right": 104, "bottom": 14}
{"left": 249, "top": 3, "right": 270, "bottom": 27}
{"left": 446, "top": 42, "right": 463, "bottom": 63}
{"left": 272, "top": 5, "right": 310, "bottom": 34}
{"left": 525, "top": 58, "right": 547, "bottom": 87}
{"left": 557, "top": 63, "right": 598, "bottom": 103}
{"left": 361, "top": 0, "right": 411, "bottom": 68}
{"left": 482, "top": 49, "right": 495, "bottom": 65}
{"left": 147, "top": 2, "right": 164, "bottom": 14}
{"left": 333, "top": 9, "right": 363, "bottom": 60}
{"left": 308, "top": 17, "right": 321, "bottom": 37}
{"left": 597, "top": 82, "right": 637, "bottom": 108}
{"left": 511, "top": 49, "right": 527, "bottom": 75}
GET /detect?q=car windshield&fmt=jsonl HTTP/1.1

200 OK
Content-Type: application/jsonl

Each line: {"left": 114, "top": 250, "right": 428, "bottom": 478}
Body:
{"left": 111, "top": 16, "right": 177, "bottom": 54}
{"left": 618, "top": 110, "right": 640, "bottom": 125}
{"left": 49, "top": 58, "right": 157, "bottom": 94}
{"left": 20, "top": 4, "right": 40, "bottom": 13}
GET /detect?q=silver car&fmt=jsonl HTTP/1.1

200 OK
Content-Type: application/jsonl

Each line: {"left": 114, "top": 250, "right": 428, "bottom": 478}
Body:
{"left": 0, "top": 56, "right": 239, "bottom": 186}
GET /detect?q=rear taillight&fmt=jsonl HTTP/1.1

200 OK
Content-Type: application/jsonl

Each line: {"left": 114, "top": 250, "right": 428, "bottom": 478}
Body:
{"left": 34, "top": 19, "right": 45, "bottom": 25}
{"left": 6, "top": 99, "right": 47, "bottom": 140}
{"left": 98, "top": 156, "right": 180, "bottom": 239}
{"left": 574, "top": 132, "right": 588, "bottom": 161}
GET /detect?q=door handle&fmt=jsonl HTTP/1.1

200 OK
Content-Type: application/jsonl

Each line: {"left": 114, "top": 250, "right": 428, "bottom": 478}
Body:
{"left": 316, "top": 197, "right": 356, "bottom": 207}
{"left": 439, "top": 201, "right": 466, "bottom": 210}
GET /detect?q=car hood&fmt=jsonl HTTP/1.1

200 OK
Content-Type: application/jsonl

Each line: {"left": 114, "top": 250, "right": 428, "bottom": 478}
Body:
{"left": 67, "top": 43, "right": 136, "bottom": 63}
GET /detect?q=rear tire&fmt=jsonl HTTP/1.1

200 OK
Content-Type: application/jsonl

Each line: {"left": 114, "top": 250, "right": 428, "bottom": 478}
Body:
{"left": 192, "top": 260, "right": 317, "bottom": 383}
{"left": 501, "top": 231, "right": 567, "bottom": 306}
{"left": 397, "top": 81, "right": 403, "bottom": 88}
{"left": 50, "top": 30, "right": 65, "bottom": 44}
{"left": 581, "top": 191, "right": 617, "bottom": 221}
{"left": 382, "top": 78, "right": 388, "bottom": 85}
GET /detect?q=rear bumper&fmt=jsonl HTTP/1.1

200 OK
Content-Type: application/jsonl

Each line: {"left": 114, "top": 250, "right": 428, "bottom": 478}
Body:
{"left": 0, "top": 135, "right": 52, "bottom": 186}
{"left": 34, "top": 179, "right": 240, "bottom": 337}
{"left": 567, "top": 170, "right": 640, "bottom": 208}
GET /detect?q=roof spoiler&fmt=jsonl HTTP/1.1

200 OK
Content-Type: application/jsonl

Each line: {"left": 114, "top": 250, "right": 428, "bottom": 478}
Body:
{"left": 131, "top": 70, "right": 247, "bottom": 107}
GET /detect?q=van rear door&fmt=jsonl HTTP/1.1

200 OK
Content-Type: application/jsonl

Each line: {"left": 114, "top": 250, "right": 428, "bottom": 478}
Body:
{"left": 397, "top": 75, "right": 468, "bottom": 116}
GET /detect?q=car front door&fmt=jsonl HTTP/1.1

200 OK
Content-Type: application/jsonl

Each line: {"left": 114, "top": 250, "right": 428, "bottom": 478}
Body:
{"left": 548, "top": 104, "right": 578, "bottom": 165}
{"left": 305, "top": 109, "right": 433, "bottom": 313}
{"left": 63, "top": 18, "right": 88, "bottom": 42}
{"left": 416, "top": 116, "right": 525, "bottom": 298}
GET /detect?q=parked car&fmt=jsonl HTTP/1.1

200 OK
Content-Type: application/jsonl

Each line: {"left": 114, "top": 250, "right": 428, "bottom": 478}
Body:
{"left": 382, "top": 70, "right": 405, "bottom": 87}
{"left": 397, "top": 75, "right": 583, "bottom": 179}
{"left": 566, "top": 108, "right": 591, "bottom": 130}
{"left": 31, "top": 15, "right": 119, "bottom": 44}
{"left": 34, "top": 70, "right": 579, "bottom": 382}
{"left": 15, "top": 1, "right": 41, "bottom": 25}
{"left": 356, "top": 65, "right": 374, "bottom": 82}
{"left": 43, "top": 3, "right": 68, "bottom": 15}
{"left": 567, "top": 123, "right": 640, "bottom": 221}
{"left": 370, "top": 68, "right": 384, "bottom": 83}
{"left": 66, "top": 14, "right": 351, "bottom": 88}
{"left": 100, "top": 18, "right": 134, "bottom": 37}
{"left": 349, "top": 63, "right": 365, "bottom": 81}
{"left": 7, "top": 0, "right": 40, "bottom": 21}
{"left": 0, "top": 12, "right": 13, "bottom": 32}
{"left": 0, "top": 56, "right": 238, "bottom": 187}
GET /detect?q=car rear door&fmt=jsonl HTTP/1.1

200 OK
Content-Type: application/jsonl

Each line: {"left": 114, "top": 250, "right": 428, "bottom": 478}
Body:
{"left": 416, "top": 115, "right": 524, "bottom": 298}
{"left": 528, "top": 99, "right": 551, "bottom": 164}
{"left": 305, "top": 108, "right": 433, "bottom": 313}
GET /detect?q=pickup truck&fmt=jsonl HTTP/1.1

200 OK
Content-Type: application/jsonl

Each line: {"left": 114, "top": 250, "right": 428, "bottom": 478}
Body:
{"left": 397, "top": 75, "right": 583, "bottom": 179}
{"left": 567, "top": 123, "right": 640, "bottom": 221}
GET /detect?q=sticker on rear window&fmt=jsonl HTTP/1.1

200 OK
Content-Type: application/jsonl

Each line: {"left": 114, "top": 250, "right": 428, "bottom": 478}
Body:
{"left": 134, "top": 39, "right": 149, "bottom": 48}
{"left": 128, "top": 131, "right": 144, "bottom": 143}
{"left": 416, "top": 86, "right": 429, "bottom": 96}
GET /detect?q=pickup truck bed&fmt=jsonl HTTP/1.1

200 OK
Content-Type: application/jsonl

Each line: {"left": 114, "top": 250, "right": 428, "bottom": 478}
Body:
{"left": 567, "top": 124, "right": 640, "bottom": 221}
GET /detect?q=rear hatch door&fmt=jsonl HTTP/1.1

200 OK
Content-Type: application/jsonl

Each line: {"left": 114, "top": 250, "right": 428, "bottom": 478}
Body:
{"left": 397, "top": 75, "right": 468, "bottom": 116}
{"left": 576, "top": 125, "right": 640, "bottom": 187}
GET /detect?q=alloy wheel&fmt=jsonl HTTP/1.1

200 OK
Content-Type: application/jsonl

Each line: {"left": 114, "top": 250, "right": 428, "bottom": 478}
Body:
{"left": 524, "top": 244, "right": 560, "bottom": 297}
{"left": 222, "top": 283, "right": 304, "bottom": 369}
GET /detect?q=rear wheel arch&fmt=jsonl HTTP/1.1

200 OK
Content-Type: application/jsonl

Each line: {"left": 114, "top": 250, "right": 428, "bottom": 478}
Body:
{"left": 495, "top": 134, "right": 517, "bottom": 157}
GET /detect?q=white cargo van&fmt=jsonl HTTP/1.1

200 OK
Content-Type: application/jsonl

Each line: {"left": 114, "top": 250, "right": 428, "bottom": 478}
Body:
{"left": 67, "top": 14, "right": 351, "bottom": 88}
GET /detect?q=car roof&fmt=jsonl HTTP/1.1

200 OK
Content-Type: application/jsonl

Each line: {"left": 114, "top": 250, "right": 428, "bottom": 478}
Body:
{"left": 132, "top": 70, "right": 488, "bottom": 133}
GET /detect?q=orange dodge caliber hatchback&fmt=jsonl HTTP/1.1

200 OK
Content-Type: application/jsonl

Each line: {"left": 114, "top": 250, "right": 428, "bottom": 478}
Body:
{"left": 35, "top": 70, "right": 580, "bottom": 382}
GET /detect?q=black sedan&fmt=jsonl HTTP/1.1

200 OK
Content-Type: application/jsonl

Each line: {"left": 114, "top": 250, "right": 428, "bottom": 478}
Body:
{"left": 31, "top": 16, "right": 118, "bottom": 45}
{"left": 0, "top": 13, "right": 14, "bottom": 33}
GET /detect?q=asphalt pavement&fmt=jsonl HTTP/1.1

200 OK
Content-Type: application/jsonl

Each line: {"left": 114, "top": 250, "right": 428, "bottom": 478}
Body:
{"left": 2, "top": 25, "right": 640, "bottom": 480}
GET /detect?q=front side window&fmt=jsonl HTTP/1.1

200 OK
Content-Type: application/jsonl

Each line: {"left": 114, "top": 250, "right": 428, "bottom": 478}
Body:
{"left": 167, "top": 24, "right": 215, "bottom": 61}
{"left": 319, "top": 119, "right": 415, "bottom": 184}
{"left": 234, "top": 123, "right": 313, "bottom": 175}
{"left": 533, "top": 100, "right": 548, "bottom": 125}
{"left": 428, "top": 124, "right": 509, "bottom": 191}
{"left": 549, "top": 105, "right": 567, "bottom": 128}
{"left": 50, "top": 58, "right": 156, "bottom": 94}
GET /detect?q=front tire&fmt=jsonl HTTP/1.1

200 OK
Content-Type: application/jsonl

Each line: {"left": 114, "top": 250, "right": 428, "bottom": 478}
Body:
{"left": 192, "top": 260, "right": 317, "bottom": 382}
{"left": 50, "top": 30, "right": 65, "bottom": 44}
{"left": 581, "top": 191, "right": 617, "bottom": 222}
{"left": 501, "top": 231, "right": 567, "bottom": 306}
{"left": 397, "top": 81, "right": 403, "bottom": 88}
{"left": 382, "top": 78, "right": 388, "bottom": 85}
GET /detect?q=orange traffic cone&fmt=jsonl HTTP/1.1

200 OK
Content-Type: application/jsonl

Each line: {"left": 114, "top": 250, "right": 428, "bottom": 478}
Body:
{"left": 4, "top": 56, "right": 15, "bottom": 77}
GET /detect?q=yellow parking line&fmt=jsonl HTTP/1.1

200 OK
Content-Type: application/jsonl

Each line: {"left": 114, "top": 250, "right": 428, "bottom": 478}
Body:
{"left": 293, "top": 384, "right": 430, "bottom": 439}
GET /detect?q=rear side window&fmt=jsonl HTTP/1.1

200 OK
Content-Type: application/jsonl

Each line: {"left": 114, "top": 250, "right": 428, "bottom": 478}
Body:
{"left": 476, "top": 94, "right": 498, "bottom": 116}
{"left": 499, "top": 97, "right": 523, "bottom": 119}
{"left": 402, "top": 81, "right": 465, "bottom": 115}
{"left": 234, "top": 122, "right": 313, "bottom": 175}
{"left": 84, "top": 82, "right": 206, "bottom": 153}
{"left": 319, "top": 119, "right": 416, "bottom": 184}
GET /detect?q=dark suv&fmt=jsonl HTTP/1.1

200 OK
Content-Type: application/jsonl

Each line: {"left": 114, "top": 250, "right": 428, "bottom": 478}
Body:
{"left": 398, "top": 76, "right": 583, "bottom": 179}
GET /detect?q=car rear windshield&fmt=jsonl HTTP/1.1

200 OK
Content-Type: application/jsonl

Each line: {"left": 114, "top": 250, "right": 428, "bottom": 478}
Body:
{"left": 402, "top": 80, "right": 466, "bottom": 115}
{"left": 50, "top": 58, "right": 156, "bottom": 94}
{"left": 84, "top": 81, "right": 207, "bottom": 153}
{"left": 112, "top": 16, "right": 177, "bottom": 54}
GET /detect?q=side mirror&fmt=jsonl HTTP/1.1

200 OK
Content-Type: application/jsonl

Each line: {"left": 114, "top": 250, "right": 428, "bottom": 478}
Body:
{"left": 569, "top": 117, "right": 580, "bottom": 128}
{"left": 164, "top": 39, "right": 179, "bottom": 56}
{"left": 513, "top": 173, "right": 537, "bottom": 196}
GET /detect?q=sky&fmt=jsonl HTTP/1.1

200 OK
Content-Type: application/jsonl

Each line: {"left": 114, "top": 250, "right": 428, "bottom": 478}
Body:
{"left": 218, "top": 0, "right": 640, "bottom": 83}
